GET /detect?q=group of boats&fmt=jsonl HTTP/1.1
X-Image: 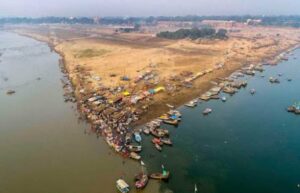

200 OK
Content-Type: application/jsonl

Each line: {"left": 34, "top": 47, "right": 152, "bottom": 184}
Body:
{"left": 159, "top": 109, "right": 182, "bottom": 126}
{"left": 116, "top": 165, "right": 170, "bottom": 193}
{"left": 144, "top": 119, "right": 174, "bottom": 151}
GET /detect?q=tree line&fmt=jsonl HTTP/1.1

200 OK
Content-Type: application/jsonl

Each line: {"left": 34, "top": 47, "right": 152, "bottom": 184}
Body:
{"left": 157, "top": 28, "right": 228, "bottom": 40}
{"left": 1, "top": 16, "right": 300, "bottom": 28}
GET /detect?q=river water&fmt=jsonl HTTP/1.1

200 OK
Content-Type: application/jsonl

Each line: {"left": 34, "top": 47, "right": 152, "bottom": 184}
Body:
{"left": 142, "top": 49, "right": 300, "bottom": 193}
{"left": 0, "top": 32, "right": 159, "bottom": 193}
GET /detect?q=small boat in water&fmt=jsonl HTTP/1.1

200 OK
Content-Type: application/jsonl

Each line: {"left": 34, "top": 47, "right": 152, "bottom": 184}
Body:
{"left": 143, "top": 128, "right": 150, "bottom": 135}
{"left": 150, "top": 171, "right": 170, "bottom": 180}
{"left": 185, "top": 99, "right": 198, "bottom": 107}
{"left": 116, "top": 179, "right": 130, "bottom": 193}
{"left": 127, "top": 145, "right": 142, "bottom": 152}
{"left": 287, "top": 106, "right": 296, "bottom": 112}
{"left": 163, "top": 119, "right": 178, "bottom": 126}
{"left": 161, "top": 138, "right": 172, "bottom": 146}
{"left": 6, "top": 90, "right": 16, "bottom": 95}
{"left": 135, "top": 173, "right": 149, "bottom": 189}
{"left": 221, "top": 96, "right": 227, "bottom": 102}
{"left": 287, "top": 103, "right": 300, "bottom": 115}
{"left": 250, "top": 89, "right": 256, "bottom": 95}
{"left": 203, "top": 108, "right": 212, "bottom": 115}
{"left": 269, "top": 77, "right": 280, "bottom": 83}
{"left": 134, "top": 132, "right": 142, "bottom": 143}
{"left": 150, "top": 128, "right": 167, "bottom": 138}
{"left": 130, "top": 152, "right": 141, "bottom": 160}
{"left": 152, "top": 138, "right": 163, "bottom": 145}
{"left": 155, "top": 143, "right": 162, "bottom": 151}
{"left": 150, "top": 166, "right": 170, "bottom": 180}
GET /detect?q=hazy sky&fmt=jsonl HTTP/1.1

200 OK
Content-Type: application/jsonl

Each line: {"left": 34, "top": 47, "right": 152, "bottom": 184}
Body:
{"left": 1, "top": 0, "right": 300, "bottom": 17}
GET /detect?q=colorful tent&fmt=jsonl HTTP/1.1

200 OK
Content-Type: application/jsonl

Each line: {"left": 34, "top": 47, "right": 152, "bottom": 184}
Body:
{"left": 154, "top": 86, "right": 165, "bottom": 93}
{"left": 122, "top": 91, "right": 131, "bottom": 96}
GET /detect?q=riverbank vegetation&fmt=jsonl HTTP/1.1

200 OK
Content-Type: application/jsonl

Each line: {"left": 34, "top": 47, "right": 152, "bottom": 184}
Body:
{"left": 157, "top": 28, "right": 227, "bottom": 40}
{"left": 1, "top": 16, "right": 300, "bottom": 28}
{"left": 75, "top": 49, "right": 109, "bottom": 58}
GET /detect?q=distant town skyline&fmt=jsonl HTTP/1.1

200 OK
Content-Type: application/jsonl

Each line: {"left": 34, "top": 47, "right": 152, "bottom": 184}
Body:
{"left": 1, "top": 0, "right": 300, "bottom": 17}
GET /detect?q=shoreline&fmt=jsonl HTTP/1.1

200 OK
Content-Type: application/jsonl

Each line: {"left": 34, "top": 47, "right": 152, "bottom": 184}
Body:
{"left": 133, "top": 43, "right": 300, "bottom": 126}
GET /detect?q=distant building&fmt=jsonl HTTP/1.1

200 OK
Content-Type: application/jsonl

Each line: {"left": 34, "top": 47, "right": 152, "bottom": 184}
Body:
{"left": 246, "top": 19, "right": 262, "bottom": 26}
{"left": 93, "top": 17, "right": 101, "bottom": 24}
{"left": 156, "top": 21, "right": 194, "bottom": 28}
{"left": 201, "top": 20, "right": 238, "bottom": 28}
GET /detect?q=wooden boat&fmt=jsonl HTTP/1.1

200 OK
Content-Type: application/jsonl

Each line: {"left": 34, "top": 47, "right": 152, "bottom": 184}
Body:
{"left": 116, "top": 179, "right": 130, "bottom": 193}
{"left": 155, "top": 144, "right": 162, "bottom": 151}
{"left": 6, "top": 90, "right": 16, "bottom": 95}
{"left": 135, "top": 174, "right": 149, "bottom": 189}
{"left": 269, "top": 77, "right": 280, "bottom": 83}
{"left": 254, "top": 66, "right": 264, "bottom": 72}
{"left": 244, "top": 70, "right": 255, "bottom": 76}
{"left": 127, "top": 145, "right": 142, "bottom": 152}
{"left": 223, "top": 87, "right": 236, "bottom": 95}
{"left": 287, "top": 106, "right": 296, "bottom": 112}
{"left": 199, "top": 95, "right": 210, "bottom": 101}
{"left": 156, "top": 128, "right": 169, "bottom": 135}
{"left": 185, "top": 100, "right": 197, "bottom": 107}
{"left": 163, "top": 119, "right": 178, "bottom": 126}
{"left": 169, "top": 114, "right": 181, "bottom": 121}
{"left": 130, "top": 152, "right": 141, "bottom": 160}
{"left": 161, "top": 138, "right": 172, "bottom": 146}
{"left": 166, "top": 104, "right": 174, "bottom": 109}
{"left": 203, "top": 108, "right": 212, "bottom": 115}
{"left": 143, "top": 128, "right": 150, "bottom": 135}
{"left": 167, "top": 110, "right": 182, "bottom": 117}
{"left": 150, "top": 171, "right": 170, "bottom": 180}
{"left": 150, "top": 128, "right": 164, "bottom": 138}
{"left": 152, "top": 138, "right": 163, "bottom": 145}
{"left": 210, "top": 95, "right": 220, "bottom": 100}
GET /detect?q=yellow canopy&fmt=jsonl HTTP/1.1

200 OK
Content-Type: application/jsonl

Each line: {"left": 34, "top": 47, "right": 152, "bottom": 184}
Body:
{"left": 154, "top": 86, "right": 165, "bottom": 93}
{"left": 122, "top": 91, "right": 131, "bottom": 96}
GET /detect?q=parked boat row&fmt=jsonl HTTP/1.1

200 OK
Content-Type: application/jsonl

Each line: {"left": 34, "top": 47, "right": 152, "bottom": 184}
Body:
{"left": 116, "top": 165, "right": 170, "bottom": 192}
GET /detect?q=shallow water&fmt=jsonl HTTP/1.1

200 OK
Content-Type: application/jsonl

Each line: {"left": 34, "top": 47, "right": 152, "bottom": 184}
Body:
{"left": 141, "top": 49, "right": 300, "bottom": 193}
{"left": 0, "top": 32, "right": 159, "bottom": 193}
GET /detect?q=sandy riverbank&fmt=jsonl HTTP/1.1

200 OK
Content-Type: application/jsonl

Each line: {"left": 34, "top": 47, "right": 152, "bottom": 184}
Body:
{"left": 8, "top": 24, "right": 300, "bottom": 126}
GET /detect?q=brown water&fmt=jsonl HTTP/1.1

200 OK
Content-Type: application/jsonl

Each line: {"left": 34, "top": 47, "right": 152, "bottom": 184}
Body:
{"left": 0, "top": 31, "right": 159, "bottom": 193}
